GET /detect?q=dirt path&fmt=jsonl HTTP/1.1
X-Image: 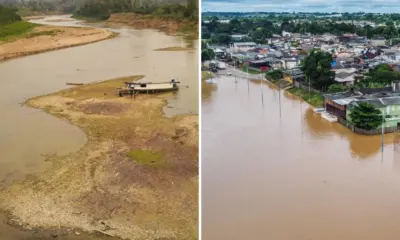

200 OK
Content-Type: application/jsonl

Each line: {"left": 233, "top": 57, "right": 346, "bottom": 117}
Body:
{"left": 0, "top": 25, "right": 117, "bottom": 61}
{"left": 0, "top": 76, "right": 198, "bottom": 240}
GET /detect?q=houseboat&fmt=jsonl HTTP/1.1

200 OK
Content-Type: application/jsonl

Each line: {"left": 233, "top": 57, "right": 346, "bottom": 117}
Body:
{"left": 118, "top": 79, "right": 180, "bottom": 96}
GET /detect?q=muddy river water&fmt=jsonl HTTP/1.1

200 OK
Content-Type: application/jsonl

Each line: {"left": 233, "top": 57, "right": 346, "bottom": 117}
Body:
{"left": 0, "top": 15, "right": 197, "bottom": 239}
{"left": 202, "top": 76, "right": 400, "bottom": 240}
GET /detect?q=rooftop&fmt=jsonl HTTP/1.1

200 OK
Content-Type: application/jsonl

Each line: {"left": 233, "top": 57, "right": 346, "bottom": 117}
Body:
{"left": 233, "top": 42, "right": 257, "bottom": 47}
{"left": 324, "top": 91, "right": 361, "bottom": 101}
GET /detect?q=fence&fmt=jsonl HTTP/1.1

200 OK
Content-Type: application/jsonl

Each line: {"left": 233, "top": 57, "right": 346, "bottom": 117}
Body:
{"left": 337, "top": 117, "right": 399, "bottom": 135}
{"left": 294, "top": 81, "right": 321, "bottom": 94}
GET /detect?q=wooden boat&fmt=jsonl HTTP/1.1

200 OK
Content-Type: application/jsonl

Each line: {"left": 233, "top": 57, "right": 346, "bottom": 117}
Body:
{"left": 66, "top": 82, "right": 84, "bottom": 86}
{"left": 118, "top": 79, "right": 180, "bottom": 96}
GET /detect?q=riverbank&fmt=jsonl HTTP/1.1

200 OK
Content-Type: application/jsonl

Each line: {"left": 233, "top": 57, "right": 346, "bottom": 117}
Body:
{"left": 288, "top": 87, "right": 324, "bottom": 107}
{"left": 0, "top": 75, "right": 198, "bottom": 239}
{"left": 0, "top": 24, "right": 117, "bottom": 61}
{"left": 105, "top": 13, "right": 198, "bottom": 38}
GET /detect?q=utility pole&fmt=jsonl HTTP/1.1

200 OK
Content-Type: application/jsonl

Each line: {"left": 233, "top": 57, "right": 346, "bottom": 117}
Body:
{"left": 381, "top": 110, "right": 385, "bottom": 161}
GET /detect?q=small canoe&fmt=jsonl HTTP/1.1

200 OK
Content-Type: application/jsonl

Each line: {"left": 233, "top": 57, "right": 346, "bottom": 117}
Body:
{"left": 66, "top": 82, "right": 84, "bottom": 86}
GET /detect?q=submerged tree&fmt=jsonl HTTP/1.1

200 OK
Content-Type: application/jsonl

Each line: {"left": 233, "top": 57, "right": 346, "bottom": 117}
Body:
{"left": 349, "top": 102, "right": 383, "bottom": 130}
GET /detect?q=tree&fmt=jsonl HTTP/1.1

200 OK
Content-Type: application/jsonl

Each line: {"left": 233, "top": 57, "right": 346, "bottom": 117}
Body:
{"left": 300, "top": 49, "right": 335, "bottom": 91}
{"left": 265, "top": 70, "right": 283, "bottom": 81}
{"left": 201, "top": 48, "right": 215, "bottom": 62}
{"left": 211, "top": 33, "right": 232, "bottom": 45}
{"left": 349, "top": 102, "right": 383, "bottom": 130}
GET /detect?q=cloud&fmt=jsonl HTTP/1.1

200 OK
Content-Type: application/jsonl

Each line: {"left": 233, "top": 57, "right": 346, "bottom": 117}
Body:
{"left": 202, "top": 0, "right": 400, "bottom": 13}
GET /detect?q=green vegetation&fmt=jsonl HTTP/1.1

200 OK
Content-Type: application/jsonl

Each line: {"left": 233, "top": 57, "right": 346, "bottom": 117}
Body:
{"left": 265, "top": 69, "right": 283, "bottom": 83}
{"left": 361, "top": 63, "right": 400, "bottom": 86}
{"left": 202, "top": 12, "right": 400, "bottom": 25}
{"left": 300, "top": 49, "right": 335, "bottom": 91}
{"left": 201, "top": 41, "right": 215, "bottom": 62}
{"left": 0, "top": 7, "right": 36, "bottom": 42}
{"left": 26, "top": 29, "right": 63, "bottom": 38}
{"left": 0, "top": 6, "right": 22, "bottom": 24}
{"left": 202, "top": 71, "right": 213, "bottom": 80}
{"left": 349, "top": 102, "right": 383, "bottom": 130}
{"left": 327, "top": 84, "right": 348, "bottom": 93}
{"left": 202, "top": 14, "right": 400, "bottom": 44}
{"left": 289, "top": 87, "right": 324, "bottom": 107}
{"left": 126, "top": 149, "right": 166, "bottom": 167}
{"left": 240, "top": 65, "right": 260, "bottom": 74}
{"left": 73, "top": 0, "right": 197, "bottom": 21}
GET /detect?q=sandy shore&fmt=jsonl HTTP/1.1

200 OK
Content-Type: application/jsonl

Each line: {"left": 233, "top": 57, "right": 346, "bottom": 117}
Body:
{"left": 0, "top": 76, "right": 198, "bottom": 240}
{"left": 0, "top": 25, "right": 117, "bottom": 61}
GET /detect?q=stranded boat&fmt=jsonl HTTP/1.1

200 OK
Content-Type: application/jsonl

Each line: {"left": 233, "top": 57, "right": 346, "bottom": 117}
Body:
{"left": 117, "top": 79, "right": 180, "bottom": 96}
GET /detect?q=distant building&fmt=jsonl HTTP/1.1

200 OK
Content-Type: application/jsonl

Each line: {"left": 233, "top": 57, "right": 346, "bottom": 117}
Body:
{"left": 282, "top": 57, "right": 300, "bottom": 69}
{"left": 231, "top": 34, "right": 248, "bottom": 42}
{"left": 333, "top": 68, "right": 362, "bottom": 86}
{"left": 370, "top": 37, "right": 387, "bottom": 47}
{"left": 232, "top": 42, "right": 257, "bottom": 52}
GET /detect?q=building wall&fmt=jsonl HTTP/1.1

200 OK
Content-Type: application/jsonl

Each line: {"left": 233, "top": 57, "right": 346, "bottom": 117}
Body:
{"left": 285, "top": 61, "right": 298, "bottom": 69}
{"left": 370, "top": 39, "right": 387, "bottom": 46}
{"left": 347, "top": 104, "right": 400, "bottom": 128}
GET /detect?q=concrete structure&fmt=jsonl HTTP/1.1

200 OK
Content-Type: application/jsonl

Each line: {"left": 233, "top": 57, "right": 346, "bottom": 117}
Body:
{"left": 232, "top": 42, "right": 257, "bottom": 52}
{"left": 231, "top": 34, "right": 248, "bottom": 42}
{"left": 370, "top": 37, "right": 387, "bottom": 47}
{"left": 347, "top": 96, "right": 400, "bottom": 128}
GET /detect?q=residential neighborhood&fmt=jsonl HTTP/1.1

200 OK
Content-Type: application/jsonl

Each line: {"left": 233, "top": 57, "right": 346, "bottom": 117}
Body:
{"left": 202, "top": 15, "right": 400, "bottom": 134}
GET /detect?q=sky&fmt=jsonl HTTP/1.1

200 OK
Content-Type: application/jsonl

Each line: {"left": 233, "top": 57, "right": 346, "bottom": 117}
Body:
{"left": 202, "top": 0, "right": 400, "bottom": 13}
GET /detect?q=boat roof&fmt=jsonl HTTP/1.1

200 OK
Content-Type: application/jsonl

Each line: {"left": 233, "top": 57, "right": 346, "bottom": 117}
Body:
{"left": 126, "top": 81, "right": 180, "bottom": 85}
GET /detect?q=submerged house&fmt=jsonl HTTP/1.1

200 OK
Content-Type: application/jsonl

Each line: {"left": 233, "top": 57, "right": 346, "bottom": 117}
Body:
{"left": 347, "top": 96, "right": 400, "bottom": 129}
{"left": 323, "top": 91, "right": 363, "bottom": 119}
{"left": 324, "top": 82, "right": 400, "bottom": 128}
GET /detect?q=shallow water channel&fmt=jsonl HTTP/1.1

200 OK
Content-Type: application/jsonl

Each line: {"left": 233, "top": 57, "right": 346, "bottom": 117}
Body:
{"left": 0, "top": 15, "right": 197, "bottom": 239}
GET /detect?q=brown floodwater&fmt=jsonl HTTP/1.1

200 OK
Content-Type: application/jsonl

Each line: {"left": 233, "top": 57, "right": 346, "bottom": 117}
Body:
{"left": 202, "top": 75, "right": 400, "bottom": 240}
{"left": 0, "top": 15, "right": 197, "bottom": 239}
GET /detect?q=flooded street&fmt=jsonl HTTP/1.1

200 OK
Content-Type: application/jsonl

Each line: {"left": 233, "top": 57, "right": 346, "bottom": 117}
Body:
{"left": 0, "top": 15, "right": 197, "bottom": 238}
{"left": 202, "top": 75, "right": 400, "bottom": 240}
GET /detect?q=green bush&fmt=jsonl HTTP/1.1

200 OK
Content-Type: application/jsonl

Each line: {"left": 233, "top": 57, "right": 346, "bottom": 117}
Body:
{"left": 0, "top": 6, "right": 22, "bottom": 24}
{"left": 0, "top": 21, "right": 36, "bottom": 41}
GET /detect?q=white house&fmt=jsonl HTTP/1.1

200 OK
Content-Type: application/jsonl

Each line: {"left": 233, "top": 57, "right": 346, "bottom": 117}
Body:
{"left": 282, "top": 57, "right": 300, "bottom": 69}
{"left": 333, "top": 68, "right": 358, "bottom": 86}
{"left": 232, "top": 42, "right": 257, "bottom": 52}
{"left": 370, "top": 37, "right": 387, "bottom": 47}
{"left": 231, "top": 34, "right": 248, "bottom": 42}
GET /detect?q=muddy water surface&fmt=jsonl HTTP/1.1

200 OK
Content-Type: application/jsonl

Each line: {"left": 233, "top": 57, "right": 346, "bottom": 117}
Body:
{"left": 0, "top": 15, "right": 197, "bottom": 239}
{"left": 202, "top": 76, "right": 400, "bottom": 240}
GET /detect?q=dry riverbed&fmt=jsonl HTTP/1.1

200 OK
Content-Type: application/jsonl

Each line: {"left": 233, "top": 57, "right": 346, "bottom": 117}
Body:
{"left": 0, "top": 76, "right": 198, "bottom": 240}
{"left": 0, "top": 25, "right": 117, "bottom": 61}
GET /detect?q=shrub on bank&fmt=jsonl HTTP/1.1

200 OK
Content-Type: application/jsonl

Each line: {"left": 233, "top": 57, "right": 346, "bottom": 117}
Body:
{"left": 289, "top": 87, "right": 324, "bottom": 107}
{"left": 0, "top": 21, "right": 36, "bottom": 41}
